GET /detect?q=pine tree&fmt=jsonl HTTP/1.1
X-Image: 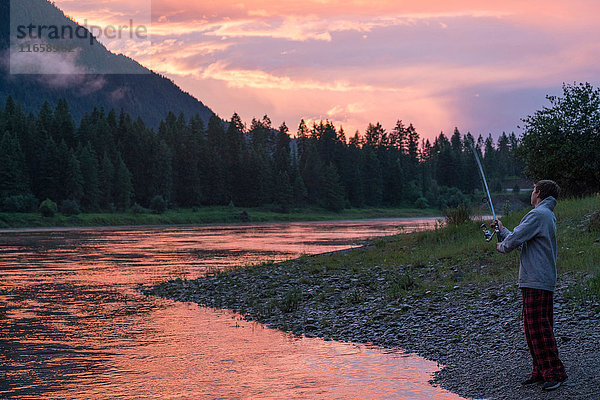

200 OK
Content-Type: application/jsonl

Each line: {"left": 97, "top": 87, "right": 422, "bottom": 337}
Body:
{"left": 292, "top": 172, "right": 308, "bottom": 206}
{"left": 274, "top": 122, "right": 291, "bottom": 173}
{"left": 296, "top": 119, "right": 310, "bottom": 160}
{"left": 36, "top": 134, "right": 60, "bottom": 202}
{"left": 321, "top": 163, "right": 345, "bottom": 211}
{"left": 52, "top": 99, "right": 76, "bottom": 146}
{"left": 364, "top": 122, "right": 385, "bottom": 147}
{"left": 300, "top": 141, "right": 324, "bottom": 204}
{"left": 98, "top": 152, "right": 115, "bottom": 208}
{"left": 274, "top": 170, "right": 293, "bottom": 212}
{"left": 361, "top": 148, "right": 383, "bottom": 205}
{"left": 78, "top": 143, "right": 100, "bottom": 211}
{"left": 0, "top": 131, "right": 30, "bottom": 198}
{"left": 390, "top": 120, "right": 407, "bottom": 152}
{"left": 114, "top": 153, "right": 134, "bottom": 210}
{"left": 151, "top": 139, "right": 174, "bottom": 202}
{"left": 64, "top": 149, "right": 84, "bottom": 202}
{"left": 406, "top": 123, "right": 420, "bottom": 165}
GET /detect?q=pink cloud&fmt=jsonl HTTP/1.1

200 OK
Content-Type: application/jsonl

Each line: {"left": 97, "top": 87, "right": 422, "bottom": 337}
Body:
{"left": 52, "top": 0, "right": 600, "bottom": 141}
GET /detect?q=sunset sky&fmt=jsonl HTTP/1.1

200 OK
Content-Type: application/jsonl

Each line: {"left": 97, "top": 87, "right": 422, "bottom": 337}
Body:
{"left": 55, "top": 0, "right": 600, "bottom": 141}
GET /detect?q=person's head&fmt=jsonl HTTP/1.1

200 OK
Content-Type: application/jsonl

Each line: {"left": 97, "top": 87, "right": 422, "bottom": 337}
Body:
{"left": 531, "top": 180, "right": 560, "bottom": 207}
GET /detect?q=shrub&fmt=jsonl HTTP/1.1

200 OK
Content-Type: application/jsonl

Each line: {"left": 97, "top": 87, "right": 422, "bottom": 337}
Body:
{"left": 438, "top": 186, "right": 470, "bottom": 209}
{"left": 278, "top": 286, "right": 302, "bottom": 313}
{"left": 512, "top": 184, "right": 520, "bottom": 194}
{"left": 60, "top": 199, "right": 81, "bottom": 215}
{"left": 1, "top": 194, "right": 38, "bottom": 212}
{"left": 444, "top": 203, "right": 472, "bottom": 225}
{"left": 130, "top": 202, "right": 149, "bottom": 214}
{"left": 414, "top": 197, "right": 429, "bottom": 209}
{"left": 149, "top": 195, "right": 167, "bottom": 214}
{"left": 39, "top": 198, "right": 58, "bottom": 217}
{"left": 502, "top": 200, "right": 512, "bottom": 217}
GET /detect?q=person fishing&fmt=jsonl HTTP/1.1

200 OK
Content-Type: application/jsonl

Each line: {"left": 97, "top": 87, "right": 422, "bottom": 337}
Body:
{"left": 494, "top": 180, "right": 567, "bottom": 391}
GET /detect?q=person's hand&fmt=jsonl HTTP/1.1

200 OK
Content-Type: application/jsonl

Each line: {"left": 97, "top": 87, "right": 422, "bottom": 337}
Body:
{"left": 493, "top": 219, "right": 503, "bottom": 231}
{"left": 496, "top": 242, "right": 502, "bottom": 251}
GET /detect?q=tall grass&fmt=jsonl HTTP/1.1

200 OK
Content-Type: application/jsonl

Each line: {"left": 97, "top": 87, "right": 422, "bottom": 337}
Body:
{"left": 284, "top": 194, "right": 600, "bottom": 298}
{"left": 0, "top": 206, "right": 440, "bottom": 229}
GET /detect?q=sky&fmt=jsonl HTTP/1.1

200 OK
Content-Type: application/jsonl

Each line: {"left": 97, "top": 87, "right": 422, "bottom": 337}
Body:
{"left": 54, "top": 0, "right": 600, "bottom": 141}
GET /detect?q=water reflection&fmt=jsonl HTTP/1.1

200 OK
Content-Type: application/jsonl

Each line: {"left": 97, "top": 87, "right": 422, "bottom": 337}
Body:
{"left": 0, "top": 219, "right": 465, "bottom": 399}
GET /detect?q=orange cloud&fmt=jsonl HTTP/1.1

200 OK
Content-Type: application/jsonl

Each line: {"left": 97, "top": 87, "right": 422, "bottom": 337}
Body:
{"left": 200, "top": 62, "right": 399, "bottom": 92}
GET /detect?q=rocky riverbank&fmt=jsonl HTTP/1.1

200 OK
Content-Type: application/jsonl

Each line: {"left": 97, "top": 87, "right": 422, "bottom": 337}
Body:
{"left": 146, "top": 245, "right": 599, "bottom": 400}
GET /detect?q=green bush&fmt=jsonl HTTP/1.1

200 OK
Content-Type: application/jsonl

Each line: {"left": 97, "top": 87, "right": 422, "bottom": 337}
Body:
{"left": 278, "top": 287, "right": 302, "bottom": 313}
{"left": 150, "top": 195, "right": 167, "bottom": 214}
{"left": 439, "top": 186, "right": 469, "bottom": 209}
{"left": 130, "top": 202, "right": 149, "bottom": 214}
{"left": 414, "top": 197, "right": 429, "bottom": 209}
{"left": 1, "top": 194, "right": 38, "bottom": 212}
{"left": 502, "top": 200, "right": 512, "bottom": 217}
{"left": 444, "top": 203, "right": 472, "bottom": 225}
{"left": 39, "top": 198, "right": 58, "bottom": 217}
{"left": 60, "top": 199, "right": 81, "bottom": 215}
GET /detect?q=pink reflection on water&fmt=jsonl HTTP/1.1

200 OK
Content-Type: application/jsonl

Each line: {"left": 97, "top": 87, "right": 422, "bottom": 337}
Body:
{"left": 0, "top": 219, "right": 467, "bottom": 399}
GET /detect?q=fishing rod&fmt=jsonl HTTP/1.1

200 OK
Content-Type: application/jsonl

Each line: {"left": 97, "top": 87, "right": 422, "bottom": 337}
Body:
{"left": 471, "top": 144, "right": 501, "bottom": 242}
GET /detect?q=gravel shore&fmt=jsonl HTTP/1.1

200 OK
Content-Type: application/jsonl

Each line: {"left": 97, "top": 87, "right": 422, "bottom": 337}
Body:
{"left": 146, "top": 249, "right": 600, "bottom": 400}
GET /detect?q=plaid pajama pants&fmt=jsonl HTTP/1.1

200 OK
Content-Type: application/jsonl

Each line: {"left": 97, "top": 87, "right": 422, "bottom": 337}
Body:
{"left": 521, "top": 287, "right": 567, "bottom": 382}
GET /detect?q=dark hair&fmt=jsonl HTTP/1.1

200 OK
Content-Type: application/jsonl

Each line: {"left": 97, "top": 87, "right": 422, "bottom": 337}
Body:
{"left": 535, "top": 180, "right": 560, "bottom": 200}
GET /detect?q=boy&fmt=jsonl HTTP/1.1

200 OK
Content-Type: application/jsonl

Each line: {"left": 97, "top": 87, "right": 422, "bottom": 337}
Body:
{"left": 495, "top": 180, "right": 567, "bottom": 391}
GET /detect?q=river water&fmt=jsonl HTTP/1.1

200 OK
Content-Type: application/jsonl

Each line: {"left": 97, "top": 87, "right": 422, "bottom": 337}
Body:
{"left": 0, "top": 219, "right": 466, "bottom": 399}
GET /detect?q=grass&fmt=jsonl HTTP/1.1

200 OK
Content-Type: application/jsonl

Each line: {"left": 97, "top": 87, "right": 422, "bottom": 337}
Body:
{"left": 0, "top": 206, "right": 439, "bottom": 228}
{"left": 0, "top": 205, "right": 440, "bottom": 229}
{"left": 263, "top": 194, "right": 600, "bottom": 302}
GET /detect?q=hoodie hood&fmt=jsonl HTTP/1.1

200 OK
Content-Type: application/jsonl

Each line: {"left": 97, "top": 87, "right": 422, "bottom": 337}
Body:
{"left": 538, "top": 196, "right": 557, "bottom": 211}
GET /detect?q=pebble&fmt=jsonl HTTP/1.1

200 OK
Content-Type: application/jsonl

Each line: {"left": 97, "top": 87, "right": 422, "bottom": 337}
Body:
{"left": 145, "top": 266, "right": 600, "bottom": 400}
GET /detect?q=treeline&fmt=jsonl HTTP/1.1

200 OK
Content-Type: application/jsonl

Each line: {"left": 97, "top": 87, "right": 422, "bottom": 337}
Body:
{"left": 0, "top": 96, "right": 524, "bottom": 213}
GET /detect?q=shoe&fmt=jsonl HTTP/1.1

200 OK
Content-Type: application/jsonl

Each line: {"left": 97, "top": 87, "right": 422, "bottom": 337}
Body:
{"left": 521, "top": 376, "right": 543, "bottom": 385}
{"left": 541, "top": 381, "right": 563, "bottom": 391}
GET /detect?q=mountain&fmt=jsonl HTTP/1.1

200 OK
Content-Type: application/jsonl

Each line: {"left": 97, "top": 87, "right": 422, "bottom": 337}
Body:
{"left": 0, "top": 0, "right": 215, "bottom": 128}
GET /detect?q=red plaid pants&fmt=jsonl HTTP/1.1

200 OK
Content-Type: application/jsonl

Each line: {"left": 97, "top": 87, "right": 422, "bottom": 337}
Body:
{"left": 522, "top": 287, "right": 567, "bottom": 382}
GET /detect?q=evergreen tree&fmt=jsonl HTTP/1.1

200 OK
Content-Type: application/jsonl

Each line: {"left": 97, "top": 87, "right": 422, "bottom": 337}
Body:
{"left": 151, "top": 139, "right": 174, "bottom": 202}
{"left": 292, "top": 171, "right": 308, "bottom": 206}
{"left": 349, "top": 130, "right": 363, "bottom": 147}
{"left": 64, "top": 149, "right": 84, "bottom": 202}
{"left": 77, "top": 143, "right": 100, "bottom": 211}
{"left": 296, "top": 119, "right": 310, "bottom": 160}
{"left": 36, "top": 101, "right": 54, "bottom": 135}
{"left": 497, "top": 132, "right": 511, "bottom": 181}
{"left": 461, "top": 133, "right": 480, "bottom": 194}
{"left": 274, "top": 170, "right": 293, "bottom": 212}
{"left": 364, "top": 122, "right": 386, "bottom": 147}
{"left": 274, "top": 122, "right": 291, "bottom": 173}
{"left": 406, "top": 123, "right": 420, "bottom": 165}
{"left": 52, "top": 99, "right": 76, "bottom": 146}
{"left": 300, "top": 141, "right": 324, "bottom": 204}
{"left": 98, "top": 152, "right": 115, "bottom": 208}
{"left": 36, "top": 134, "right": 60, "bottom": 202}
{"left": 114, "top": 153, "right": 134, "bottom": 210}
{"left": 321, "top": 163, "right": 345, "bottom": 212}
{"left": 390, "top": 120, "right": 407, "bottom": 152}
{"left": 0, "top": 131, "right": 30, "bottom": 198}
{"left": 361, "top": 148, "right": 383, "bottom": 205}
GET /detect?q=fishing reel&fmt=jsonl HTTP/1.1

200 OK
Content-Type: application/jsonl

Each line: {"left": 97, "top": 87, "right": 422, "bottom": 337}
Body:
{"left": 480, "top": 221, "right": 500, "bottom": 242}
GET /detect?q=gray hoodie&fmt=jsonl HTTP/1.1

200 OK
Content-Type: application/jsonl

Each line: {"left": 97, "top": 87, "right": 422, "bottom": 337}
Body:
{"left": 497, "top": 196, "right": 557, "bottom": 292}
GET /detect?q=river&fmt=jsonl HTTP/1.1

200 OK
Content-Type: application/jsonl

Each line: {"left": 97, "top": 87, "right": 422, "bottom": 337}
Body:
{"left": 0, "top": 218, "right": 466, "bottom": 399}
